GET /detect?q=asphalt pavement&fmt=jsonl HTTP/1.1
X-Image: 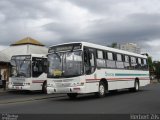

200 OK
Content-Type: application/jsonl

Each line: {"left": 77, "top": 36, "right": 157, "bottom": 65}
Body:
{"left": 0, "top": 83, "right": 160, "bottom": 114}
{"left": 0, "top": 90, "right": 65, "bottom": 104}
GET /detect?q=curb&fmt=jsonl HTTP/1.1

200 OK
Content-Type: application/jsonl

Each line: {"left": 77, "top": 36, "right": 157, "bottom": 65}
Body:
{"left": 150, "top": 80, "right": 159, "bottom": 84}
{"left": 0, "top": 89, "right": 8, "bottom": 94}
{"left": 0, "top": 94, "right": 66, "bottom": 104}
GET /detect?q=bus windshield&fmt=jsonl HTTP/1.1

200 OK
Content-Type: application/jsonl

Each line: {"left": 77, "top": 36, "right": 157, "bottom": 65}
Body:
{"left": 48, "top": 51, "right": 83, "bottom": 78}
{"left": 10, "top": 57, "right": 31, "bottom": 78}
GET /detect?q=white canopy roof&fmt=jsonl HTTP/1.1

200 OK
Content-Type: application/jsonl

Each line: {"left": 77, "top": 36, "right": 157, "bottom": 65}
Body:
{"left": 0, "top": 44, "right": 48, "bottom": 62}
{"left": 0, "top": 52, "right": 10, "bottom": 62}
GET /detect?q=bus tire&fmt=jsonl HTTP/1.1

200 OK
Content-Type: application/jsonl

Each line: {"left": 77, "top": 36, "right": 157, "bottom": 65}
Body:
{"left": 95, "top": 81, "right": 106, "bottom": 98}
{"left": 42, "top": 81, "right": 47, "bottom": 94}
{"left": 129, "top": 80, "right": 139, "bottom": 92}
{"left": 67, "top": 93, "right": 78, "bottom": 99}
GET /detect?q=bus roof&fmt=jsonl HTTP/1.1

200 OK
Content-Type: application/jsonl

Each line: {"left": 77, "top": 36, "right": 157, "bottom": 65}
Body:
{"left": 49, "top": 42, "right": 147, "bottom": 58}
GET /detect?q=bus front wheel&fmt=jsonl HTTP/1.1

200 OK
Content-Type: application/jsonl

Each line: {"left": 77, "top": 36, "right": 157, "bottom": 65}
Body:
{"left": 95, "top": 81, "right": 106, "bottom": 98}
{"left": 67, "top": 93, "right": 78, "bottom": 99}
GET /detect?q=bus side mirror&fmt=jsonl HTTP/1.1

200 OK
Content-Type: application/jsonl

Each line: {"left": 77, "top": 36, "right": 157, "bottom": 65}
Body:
{"left": 89, "top": 52, "right": 92, "bottom": 59}
{"left": 84, "top": 51, "right": 88, "bottom": 62}
{"left": 10, "top": 60, "right": 15, "bottom": 66}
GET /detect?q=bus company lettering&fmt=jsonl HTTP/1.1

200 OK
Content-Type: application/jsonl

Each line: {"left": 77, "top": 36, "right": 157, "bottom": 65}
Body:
{"left": 105, "top": 72, "right": 115, "bottom": 77}
{"left": 12, "top": 78, "right": 25, "bottom": 82}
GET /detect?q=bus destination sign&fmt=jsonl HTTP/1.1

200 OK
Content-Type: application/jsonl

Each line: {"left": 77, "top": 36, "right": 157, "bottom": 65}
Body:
{"left": 48, "top": 43, "right": 81, "bottom": 53}
{"left": 11, "top": 55, "right": 31, "bottom": 60}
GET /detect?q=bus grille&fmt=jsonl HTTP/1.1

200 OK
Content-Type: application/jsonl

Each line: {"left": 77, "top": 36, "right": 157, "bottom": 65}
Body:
{"left": 13, "top": 83, "right": 24, "bottom": 86}
{"left": 55, "top": 83, "right": 71, "bottom": 88}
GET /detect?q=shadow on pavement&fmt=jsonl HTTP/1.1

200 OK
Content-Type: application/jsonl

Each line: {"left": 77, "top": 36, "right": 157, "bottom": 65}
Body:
{"left": 7, "top": 90, "right": 45, "bottom": 95}
{"left": 55, "top": 89, "right": 150, "bottom": 102}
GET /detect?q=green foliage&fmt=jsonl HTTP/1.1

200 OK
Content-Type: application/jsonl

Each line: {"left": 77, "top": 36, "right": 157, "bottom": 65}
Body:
{"left": 108, "top": 42, "right": 118, "bottom": 48}
{"left": 111, "top": 43, "right": 117, "bottom": 48}
{"left": 147, "top": 56, "right": 154, "bottom": 78}
{"left": 148, "top": 57, "right": 153, "bottom": 70}
{"left": 153, "top": 61, "right": 160, "bottom": 79}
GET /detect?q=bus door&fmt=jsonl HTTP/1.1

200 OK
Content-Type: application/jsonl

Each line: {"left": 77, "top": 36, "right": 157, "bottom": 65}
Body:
{"left": 32, "top": 57, "right": 48, "bottom": 78}
{"left": 84, "top": 48, "right": 96, "bottom": 75}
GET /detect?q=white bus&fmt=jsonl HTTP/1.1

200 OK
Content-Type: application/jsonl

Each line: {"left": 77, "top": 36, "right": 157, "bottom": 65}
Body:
{"left": 47, "top": 42, "right": 150, "bottom": 99}
{"left": 8, "top": 54, "right": 48, "bottom": 93}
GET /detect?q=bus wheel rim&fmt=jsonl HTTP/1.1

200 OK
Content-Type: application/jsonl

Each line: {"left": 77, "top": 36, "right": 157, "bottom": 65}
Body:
{"left": 100, "top": 85, "right": 105, "bottom": 95}
{"left": 136, "top": 82, "right": 139, "bottom": 90}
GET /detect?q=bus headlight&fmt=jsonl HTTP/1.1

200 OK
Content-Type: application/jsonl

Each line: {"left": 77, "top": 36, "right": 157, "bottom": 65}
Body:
{"left": 71, "top": 83, "right": 77, "bottom": 87}
{"left": 23, "top": 83, "right": 30, "bottom": 86}
{"left": 71, "top": 82, "right": 84, "bottom": 87}
{"left": 47, "top": 84, "right": 51, "bottom": 87}
{"left": 9, "top": 82, "right": 13, "bottom": 85}
{"left": 47, "top": 83, "right": 55, "bottom": 87}
{"left": 80, "top": 82, "right": 84, "bottom": 86}
{"left": 77, "top": 82, "right": 85, "bottom": 86}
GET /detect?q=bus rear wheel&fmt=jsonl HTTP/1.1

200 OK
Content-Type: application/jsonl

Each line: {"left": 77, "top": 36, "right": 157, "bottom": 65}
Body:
{"left": 134, "top": 81, "right": 139, "bottom": 91}
{"left": 67, "top": 93, "right": 78, "bottom": 99}
{"left": 129, "top": 80, "right": 139, "bottom": 92}
{"left": 95, "top": 81, "right": 106, "bottom": 98}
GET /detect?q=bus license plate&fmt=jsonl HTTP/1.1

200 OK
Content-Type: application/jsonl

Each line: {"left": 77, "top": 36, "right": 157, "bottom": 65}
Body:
{"left": 16, "top": 87, "right": 19, "bottom": 89}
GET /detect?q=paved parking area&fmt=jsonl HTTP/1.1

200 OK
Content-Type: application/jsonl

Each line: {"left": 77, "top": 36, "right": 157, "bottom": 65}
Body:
{"left": 0, "top": 83, "right": 160, "bottom": 114}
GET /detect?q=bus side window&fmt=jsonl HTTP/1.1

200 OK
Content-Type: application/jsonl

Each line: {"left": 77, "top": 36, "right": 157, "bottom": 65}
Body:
{"left": 116, "top": 54, "right": 124, "bottom": 69}
{"left": 136, "top": 58, "right": 142, "bottom": 70}
{"left": 106, "top": 52, "right": 116, "bottom": 68}
{"left": 124, "top": 55, "right": 130, "bottom": 69}
{"left": 142, "top": 59, "right": 148, "bottom": 70}
{"left": 130, "top": 57, "right": 137, "bottom": 70}
{"left": 96, "top": 50, "right": 106, "bottom": 68}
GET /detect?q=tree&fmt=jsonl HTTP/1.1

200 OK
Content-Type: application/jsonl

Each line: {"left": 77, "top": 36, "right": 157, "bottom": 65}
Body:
{"left": 148, "top": 56, "right": 154, "bottom": 73}
{"left": 108, "top": 42, "right": 118, "bottom": 48}
{"left": 153, "top": 61, "right": 160, "bottom": 82}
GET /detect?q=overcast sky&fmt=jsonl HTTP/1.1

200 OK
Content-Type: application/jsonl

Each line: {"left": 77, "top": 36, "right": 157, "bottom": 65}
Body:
{"left": 0, "top": 0, "right": 160, "bottom": 60}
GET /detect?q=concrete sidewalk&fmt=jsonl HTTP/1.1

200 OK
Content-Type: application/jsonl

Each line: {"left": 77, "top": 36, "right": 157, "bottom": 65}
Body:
{"left": 150, "top": 79, "right": 159, "bottom": 84}
{"left": 0, "top": 92, "right": 65, "bottom": 104}
{"left": 0, "top": 88, "right": 8, "bottom": 94}
{"left": 0, "top": 82, "right": 8, "bottom": 93}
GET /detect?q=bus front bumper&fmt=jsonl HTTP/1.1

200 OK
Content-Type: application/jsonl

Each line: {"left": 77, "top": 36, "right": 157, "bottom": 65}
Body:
{"left": 8, "top": 84, "right": 31, "bottom": 91}
{"left": 47, "top": 86, "right": 85, "bottom": 94}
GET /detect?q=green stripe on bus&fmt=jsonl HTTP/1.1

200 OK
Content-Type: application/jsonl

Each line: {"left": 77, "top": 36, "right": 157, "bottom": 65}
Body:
{"left": 115, "top": 73, "right": 149, "bottom": 76}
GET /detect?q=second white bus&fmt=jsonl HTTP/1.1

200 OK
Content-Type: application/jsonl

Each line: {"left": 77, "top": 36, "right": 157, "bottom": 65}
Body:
{"left": 8, "top": 54, "right": 48, "bottom": 93}
{"left": 47, "top": 42, "right": 150, "bottom": 99}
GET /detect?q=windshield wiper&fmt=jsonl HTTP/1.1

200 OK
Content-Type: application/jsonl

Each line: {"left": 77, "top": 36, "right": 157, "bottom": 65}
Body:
{"left": 17, "top": 72, "right": 26, "bottom": 77}
{"left": 54, "top": 53, "right": 62, "bottom": 62}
